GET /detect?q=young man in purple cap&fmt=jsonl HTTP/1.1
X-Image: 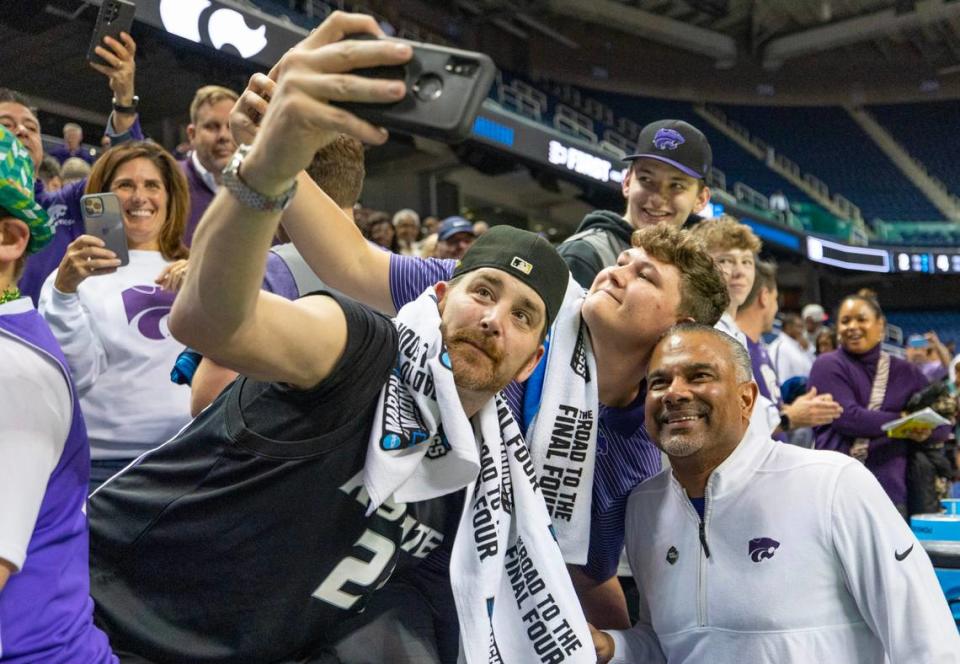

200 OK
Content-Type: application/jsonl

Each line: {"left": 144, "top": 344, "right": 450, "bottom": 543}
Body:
{"left": 0, "top": 126, "right": 115, "bottom": 663}
{"left": 557, "top": 119, "right": 713, "bottom": 288}
{"left": 434, "top": 215, "right": 476, "bottom": 259}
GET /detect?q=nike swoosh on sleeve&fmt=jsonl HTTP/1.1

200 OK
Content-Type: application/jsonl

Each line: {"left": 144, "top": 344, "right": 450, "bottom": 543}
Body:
{"left": 894, "top": 544, "right": 914, "bottom": 562}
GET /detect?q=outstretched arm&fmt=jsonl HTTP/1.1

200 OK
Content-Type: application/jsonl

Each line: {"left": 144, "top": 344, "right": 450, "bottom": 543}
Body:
{"left": 231, "top": 73, "right": 395, "bottom": 314}
{"left": 90, "top": 32, "right": 140, "bottom": 138}
{"left": 169, "top": 12, "right": 411, "bottom": 388}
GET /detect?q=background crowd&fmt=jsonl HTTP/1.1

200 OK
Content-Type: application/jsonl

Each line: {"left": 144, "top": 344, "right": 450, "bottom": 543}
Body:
{"left": 1, "top": 15, "right": 959, "bottom": 664}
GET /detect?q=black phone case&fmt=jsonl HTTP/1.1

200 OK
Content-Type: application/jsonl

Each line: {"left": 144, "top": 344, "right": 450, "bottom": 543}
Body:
{"left": 335, "top": 38, "right": 496, "bottom": 143}
{"left": 86, "top": 0, "right": 136, "bottom": 67}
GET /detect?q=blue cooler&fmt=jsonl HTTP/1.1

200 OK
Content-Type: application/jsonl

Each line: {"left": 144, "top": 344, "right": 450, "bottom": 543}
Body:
{"left": 911, "top": 507, "right": 960, "bottom": 630}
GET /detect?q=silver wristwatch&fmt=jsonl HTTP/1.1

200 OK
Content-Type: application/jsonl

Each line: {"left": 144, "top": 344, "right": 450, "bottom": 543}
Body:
{"left": 221, "top": 144, "right": 298, "bottom": 212}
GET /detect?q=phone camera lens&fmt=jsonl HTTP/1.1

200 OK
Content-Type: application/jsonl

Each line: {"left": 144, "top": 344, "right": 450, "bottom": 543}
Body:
{"left": 412, "top": 74, "right": 443, "bottom": 102}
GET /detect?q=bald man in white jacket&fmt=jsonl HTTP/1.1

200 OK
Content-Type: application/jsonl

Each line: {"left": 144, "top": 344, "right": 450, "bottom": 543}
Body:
{"left": 593, "top": 324, "right": 960, "bottom": 664}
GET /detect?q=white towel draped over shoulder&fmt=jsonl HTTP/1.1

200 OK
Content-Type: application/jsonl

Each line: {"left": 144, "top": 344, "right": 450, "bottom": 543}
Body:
{"left": 525, "top": 277, "right": 598, "bottom": 564}
{"left": 362, "top": 287, "right": 594, "bottom": 664}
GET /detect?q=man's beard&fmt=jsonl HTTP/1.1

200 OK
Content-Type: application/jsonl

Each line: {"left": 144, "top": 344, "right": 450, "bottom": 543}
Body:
{"left": 658, "top": 433, "right": 704, "bottom": 458}
{"left": 655, "top": 404, "right": 710, "bottom": 458}
{"left": 444, "top": 326, "right": 505, "bottom": 393}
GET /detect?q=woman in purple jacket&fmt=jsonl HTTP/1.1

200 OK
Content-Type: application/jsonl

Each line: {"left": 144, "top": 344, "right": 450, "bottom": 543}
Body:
{"left": 808, "top": 294, "right": 944, "bottom": 516}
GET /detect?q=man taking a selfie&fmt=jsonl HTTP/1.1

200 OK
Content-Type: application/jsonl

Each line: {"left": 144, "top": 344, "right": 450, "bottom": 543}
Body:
{"left": 88, "top": 13, "right": 595, "bottom": 664}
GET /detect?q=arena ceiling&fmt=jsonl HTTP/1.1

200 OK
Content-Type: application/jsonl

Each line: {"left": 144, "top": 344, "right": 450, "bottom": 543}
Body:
{"left": 2, "top": 0, "right": 958, "bottom": 141}
{"left": 397, "top": 0, "right": 960, "bottom": 103}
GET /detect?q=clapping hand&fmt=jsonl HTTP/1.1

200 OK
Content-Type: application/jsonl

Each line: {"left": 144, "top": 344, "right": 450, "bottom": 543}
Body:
{"left": 783, "top": 386, "right": 844, "bottom": 429}
{"left": 155, "top": 259, "right": 189, "bottom": 293}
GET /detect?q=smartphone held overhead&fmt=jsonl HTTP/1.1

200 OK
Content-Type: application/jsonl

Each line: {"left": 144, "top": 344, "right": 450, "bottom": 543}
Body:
{"left": 86, "top": 0, "right": 136, "bottom": 67}
{"left": 82, "top": 193, "right": 131, "bottom": 268}
{"left": 334, "top": 35, "right": 495, "bottom": 143}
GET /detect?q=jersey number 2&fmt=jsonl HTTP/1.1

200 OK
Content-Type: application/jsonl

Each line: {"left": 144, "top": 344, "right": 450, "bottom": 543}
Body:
{"left": 312, "top": 529, "right": 396, "bottom": 610}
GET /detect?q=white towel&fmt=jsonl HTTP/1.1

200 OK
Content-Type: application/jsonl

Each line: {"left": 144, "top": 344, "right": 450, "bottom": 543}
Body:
{"left": 453, "top": 392, "right": 595, "bottom": 664}
{"left": 363, "top": 287, "right": 594, "bottom": 664}
{"left": 525, "top": 277, "right": 598, "bottom": 564}
{"left": 362, "top": 288, "right": 481, "bottom": 510}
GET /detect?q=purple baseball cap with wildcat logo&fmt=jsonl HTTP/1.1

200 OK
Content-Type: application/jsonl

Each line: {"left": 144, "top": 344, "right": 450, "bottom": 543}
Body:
{"left": 624, "top": 119, "right": 712, "bottom": 180}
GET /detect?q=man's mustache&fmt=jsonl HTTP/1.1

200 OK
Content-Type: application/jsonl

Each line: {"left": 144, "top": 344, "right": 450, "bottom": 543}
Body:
{"left": 447, "top": 329, "right": 502, "bottom": 362}
{"left": 656, "top": 403, "right": 710, "bottom": 425}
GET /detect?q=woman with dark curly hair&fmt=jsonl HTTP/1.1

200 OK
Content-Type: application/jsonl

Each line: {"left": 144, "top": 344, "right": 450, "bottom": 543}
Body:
{"left": 808, "top": 293, "right": 949, "bottom": 516}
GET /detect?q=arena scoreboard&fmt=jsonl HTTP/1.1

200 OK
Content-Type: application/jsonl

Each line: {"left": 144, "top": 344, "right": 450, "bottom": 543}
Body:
{"left": 892, "top": 251, "right": 960, "bottom": 274}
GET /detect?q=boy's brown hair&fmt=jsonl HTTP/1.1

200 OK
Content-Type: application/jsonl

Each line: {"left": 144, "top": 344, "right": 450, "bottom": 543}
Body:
{"left": 689, "top": 214, "right": 762, "bottom": 254}
{"left": 632, "top": 224, "right": 729, "bottom": 325}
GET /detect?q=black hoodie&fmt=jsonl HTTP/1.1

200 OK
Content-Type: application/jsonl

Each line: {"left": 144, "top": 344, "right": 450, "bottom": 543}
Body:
{"left": 556, "top": 210, "right": 634, "bottom": 288}
{"left": 557, "top": 210, "right": 705, "bottom": 288}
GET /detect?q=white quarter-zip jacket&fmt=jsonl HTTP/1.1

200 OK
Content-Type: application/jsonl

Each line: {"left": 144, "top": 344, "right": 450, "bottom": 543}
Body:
{"left": 606, "top": 421, "right": 960, "bottom": 663}
{"left": 38, "top": 251, "right": 191, "bottom": 460}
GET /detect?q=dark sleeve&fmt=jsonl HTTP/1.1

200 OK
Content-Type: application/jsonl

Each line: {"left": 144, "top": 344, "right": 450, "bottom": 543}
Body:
{"left": 557, "top": 240, "right": 601, "bottom": 290}
{"left": 251, "top": 291, "right": 398, "bottom": 413}
{"left": 105, "top": 114, "right": 145, "bottom": 144}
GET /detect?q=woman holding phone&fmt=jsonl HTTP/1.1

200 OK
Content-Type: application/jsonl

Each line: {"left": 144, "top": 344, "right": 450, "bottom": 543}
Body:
{"left": 39, "top": 141, "right": 192, "bottom": 488}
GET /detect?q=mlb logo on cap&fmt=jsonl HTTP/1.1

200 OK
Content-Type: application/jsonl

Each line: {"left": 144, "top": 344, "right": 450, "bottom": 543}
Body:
{"left": 510, "top": 256, "right": 533, "bottom": 274}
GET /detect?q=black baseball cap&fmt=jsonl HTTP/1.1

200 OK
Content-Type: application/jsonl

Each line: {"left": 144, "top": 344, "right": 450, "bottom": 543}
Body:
{"left": 624, "top": 119, "right": 712, "bottom": 180}
{"left": 453, "top": 226, "right": 568, "bottom": 327}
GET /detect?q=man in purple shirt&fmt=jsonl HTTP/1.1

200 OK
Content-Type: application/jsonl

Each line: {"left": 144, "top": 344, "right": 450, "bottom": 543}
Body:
{"left": 48, "top": 122, "right": 96, "bottom": 165}
{"left": 176, "top": 85, "right": 239, "bottom": 245}
{"left": 1, "top": 33, "right": 139, "bottom": 303}
{"left": 736, "top": 260, "right": 843, "bottom": 444}
{"left": 0, "top": 126, "right": 115, "bottom": 663}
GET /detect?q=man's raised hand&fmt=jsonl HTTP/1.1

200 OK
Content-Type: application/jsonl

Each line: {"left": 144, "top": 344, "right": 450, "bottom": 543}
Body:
{"left": 239, "top": 12, "right": 412, "bottom": 197}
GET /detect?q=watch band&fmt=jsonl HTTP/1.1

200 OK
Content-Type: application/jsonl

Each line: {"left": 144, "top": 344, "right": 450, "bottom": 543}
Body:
{"left": 112, "top": 95, "right": 139, "bottom": 114}
{"left": 221, "top": 144, "right": 298, "bottom": 213}
{"left": 779, "top": 412, "right": 791, "bottom": 432}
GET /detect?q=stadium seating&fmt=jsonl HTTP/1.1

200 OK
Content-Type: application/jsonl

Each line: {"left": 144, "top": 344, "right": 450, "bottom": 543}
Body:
{"left": 716, "top": 104, "right": 942, "bottom": 223}
{"left": 869, "top": 101, "right": 960, "bottom": 198}
{"left": 250, "top": 0, "right": 960, "bottom": 245}
{"left": 885, "top": 311, "right": 960, "bottom": 346}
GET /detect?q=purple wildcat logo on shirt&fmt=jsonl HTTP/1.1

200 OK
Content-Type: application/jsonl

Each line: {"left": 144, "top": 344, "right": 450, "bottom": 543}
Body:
{"left": 749, "top": 537, "right": 780, "bottom": 562}
{"left": 121, "top": 285, "right": 176, "bottom": 340}
{"left": 652, "top": 128, "right": 686, "bottom": 151}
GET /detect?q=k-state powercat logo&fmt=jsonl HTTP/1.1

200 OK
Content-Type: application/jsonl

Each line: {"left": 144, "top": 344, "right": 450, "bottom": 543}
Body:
{"left": 121, "top": 285, "right": 176, "bottom": 340}
{"left": 159, "top": 0, "right": 268, "bottom": 59}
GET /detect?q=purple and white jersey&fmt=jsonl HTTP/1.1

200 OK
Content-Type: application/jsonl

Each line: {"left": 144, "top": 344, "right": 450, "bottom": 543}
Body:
{"left": 389, "top": 253, "right": 661, "bottom": 581}
{"left": 0, "top": 302, "right": 115, "bottom": 663}
{"left": 747, "top": 336, "right": 783, "bottom": 408}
